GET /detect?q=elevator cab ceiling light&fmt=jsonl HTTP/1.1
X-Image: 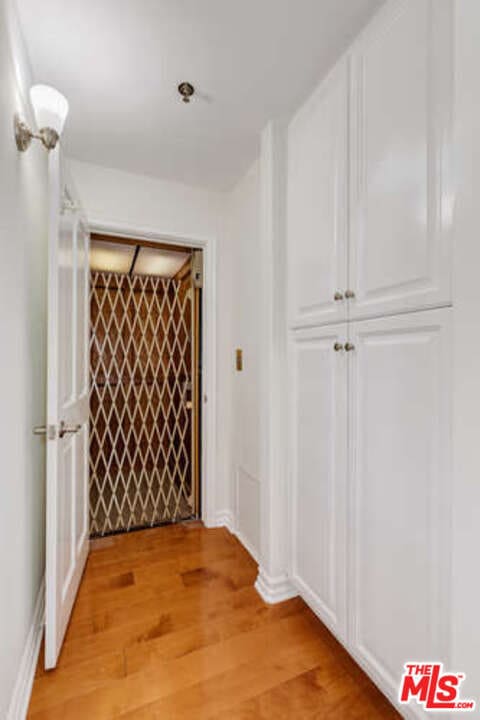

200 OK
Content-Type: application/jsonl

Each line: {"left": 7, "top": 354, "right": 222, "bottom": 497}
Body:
{"left": 89, "top": 240, "right": 135, "bottom": 274}
{"left": 133, "top": 247, "right": 189, "bottom": 277}
{"left": 89, "top": 240, "right": 190, "bottom": 278}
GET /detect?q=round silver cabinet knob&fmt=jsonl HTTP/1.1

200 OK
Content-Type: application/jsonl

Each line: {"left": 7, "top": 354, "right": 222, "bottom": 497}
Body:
{"left": 333, "top": 291, "right": 344, "bottom": 301}
{"left": 333, "top": 342, "right": 344, "bottom": 352}
{"left": 345, "top": 289, "right": 355, "bottom": 299}
{"left": 345, "top": 342, "right": 355, "bottom": 352}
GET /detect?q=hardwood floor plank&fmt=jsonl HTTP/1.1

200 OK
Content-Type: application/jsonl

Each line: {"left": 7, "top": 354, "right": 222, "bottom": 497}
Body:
{"left": 28, "top": 652, "right": 125, "bottom": 714}
{"left": 207, "top": 663, "right": 400, "bottom": 720}
{"left": 57, "top": 579, "right": 262, "bottom": 669}
{"left": 29, "top": 613, "right": 321, "bottom": 719}
{"left": 83, "top": 541, "right": 239, "bottom": 584}
{"left": 67, "top": 581, "right": 260, "bottom": 646}
{"left": 117, "top": 631, "right": 343, "bottom": 720}
{"left": 123, "top": 596, "right": 305, "bottom": 675}
{"left": 28, "top": 524, "right": 400, "bottom": 720}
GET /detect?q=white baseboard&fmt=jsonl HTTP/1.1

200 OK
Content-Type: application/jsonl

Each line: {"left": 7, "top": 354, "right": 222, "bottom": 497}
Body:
{"left": 213, "top": 511, "right": 297, "bottom": 605}
{"left": 235, "top": 528, "right": 259, "bottom": 564}
{"left": 7, "top": 577, "right": 45, "bottom": 720}
{"left": 214, "top": 510, "right": 261, "bottom": 564}
{"left": 215, "top": 511, "right": 296, "bottom": 603}
{"left": 214, "top": 509, "right": 235, "bottom": 533}
{"left": 254, "top": 567, "right": 298, "bottom": 604}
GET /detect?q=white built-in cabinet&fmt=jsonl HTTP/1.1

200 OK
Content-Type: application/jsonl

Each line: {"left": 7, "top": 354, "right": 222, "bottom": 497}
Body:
{"left": 349, "top": 0, "right": 453, "bottom": 321}
{"left": 347, "top": 308, "right": 452, "bottom": 701}
{"left": 287, "top": 0, "right": 453, "bottom": 716}
{"left": 288, "top": 0, "right": 452, "bottom": 330}
{"left": 291, "top": 324, "right": 348, "bottom": 640}
{"left": 288, "top": 60, "right": 348, "bottom": 328}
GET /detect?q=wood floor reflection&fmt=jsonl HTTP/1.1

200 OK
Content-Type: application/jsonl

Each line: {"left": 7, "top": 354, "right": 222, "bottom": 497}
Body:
{"left": 28, "top": 523, "right": 400, "bottom": 719}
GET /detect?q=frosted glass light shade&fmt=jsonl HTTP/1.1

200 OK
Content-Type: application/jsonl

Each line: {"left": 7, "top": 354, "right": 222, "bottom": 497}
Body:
{"left": 89, "top": 240, "right": 136, "bottom": 274}
{"left": 30, "top": 84, "right": 69, "bottom": 135}
{"left": 133, "top": 247, "right": 190, "bottom": 277}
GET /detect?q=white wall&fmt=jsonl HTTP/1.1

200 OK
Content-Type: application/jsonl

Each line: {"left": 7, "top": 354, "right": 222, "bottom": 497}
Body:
{"left": 68, "top": 159, "right": 222, "bottom": 241}
{"left": 452, "top": 0, "right": 480, "bottom": 700}
{"left": 0, "top": 0, "right": 48, "bottom": 715}
{"left": 70, "top": 156, "right": 263, "bottom": 558}
{"left": 68, "top": 158, "right": 231, "bottom": 525}
{"left": 220, "top": 161, "right": 262, "bottom": 558}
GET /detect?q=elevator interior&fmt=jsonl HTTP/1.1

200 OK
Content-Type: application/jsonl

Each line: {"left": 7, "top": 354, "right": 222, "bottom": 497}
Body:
{"left": 88, "top": 235, "right": 202, "bottom": 537}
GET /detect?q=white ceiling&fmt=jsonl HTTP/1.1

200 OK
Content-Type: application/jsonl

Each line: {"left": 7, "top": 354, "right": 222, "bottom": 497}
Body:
{"left": 16, "top": 0, "right": 384, "bottom": 191}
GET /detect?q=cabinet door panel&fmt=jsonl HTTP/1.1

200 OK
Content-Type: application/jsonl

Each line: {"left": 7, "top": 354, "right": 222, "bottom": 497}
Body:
{"left": 287, "top": 60, "right": 348, "bottom": 328}
{"left": 349, "top": 0, "right": 453, "bottom": 319}
{"left": 291, "top": 324, "right": 347, "bottom": 639}
{"left": 348, "top": 308, "right": 451, "bottom": 703}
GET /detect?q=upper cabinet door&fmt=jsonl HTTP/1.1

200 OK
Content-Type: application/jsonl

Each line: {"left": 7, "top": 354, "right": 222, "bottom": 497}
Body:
{"left": 349, "top": 0, "right": 453, "bottom": 320}
{"left": 287, "top": 59, "right": 348, "bottom": 329}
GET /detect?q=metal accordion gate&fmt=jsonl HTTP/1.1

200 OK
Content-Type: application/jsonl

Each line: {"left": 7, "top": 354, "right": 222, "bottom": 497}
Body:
{"left": 89, "top": 270, "right": 198, "bottom": 536}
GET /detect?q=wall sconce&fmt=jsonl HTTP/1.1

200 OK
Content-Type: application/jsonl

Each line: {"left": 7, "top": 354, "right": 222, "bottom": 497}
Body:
{"left": 14, "top": 84, "right": 69, "bottom": 152}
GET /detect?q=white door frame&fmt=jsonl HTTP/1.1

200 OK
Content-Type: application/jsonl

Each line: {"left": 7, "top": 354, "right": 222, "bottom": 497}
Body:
{"left": 88, "top": 219, "right": 217, "bottom": 528}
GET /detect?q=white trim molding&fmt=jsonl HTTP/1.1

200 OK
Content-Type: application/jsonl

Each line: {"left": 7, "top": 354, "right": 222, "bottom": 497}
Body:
{"left": 214, "top": 509, "right": 235, "bottom": 533}
{"left": 235, "top": 529, "right": 259, "bottom": 564}
{"left": 7, "top": 578, "right": 45, "bottom": 720}
{"left": 88, "top": 219, "right": 218, "bottom": 528}
{"left": 256, "top": 121, "right": 292, "bottom": 592}
{"left": 214, "top": 510, "right": 260, "bottom": 564}
{"left": 255, "top": 567, "right": 297, "bottom": 605}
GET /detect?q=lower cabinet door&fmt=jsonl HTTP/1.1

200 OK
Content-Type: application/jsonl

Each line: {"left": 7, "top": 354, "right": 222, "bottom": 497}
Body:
{"left": 348, "top": 307, "right": 452, "bottom": 710}
{"left": 290, "top": 323, "right": 348, "bottom": 640}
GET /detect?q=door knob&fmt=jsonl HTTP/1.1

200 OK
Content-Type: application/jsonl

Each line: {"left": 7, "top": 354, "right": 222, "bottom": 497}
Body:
{"left": 345, "top": 342, "right": 355, "bottom": 352}
{"left": 333, "top": 342, "right": 344, "bottom": 352}
{"left": 345, "top": 289, "right": 355, "bottom": 299}
{"left": 333, "top": 291, "right": 344, "bottom": 301}
{"left": 59, "top": 421, "right": 81, "bottom": 438}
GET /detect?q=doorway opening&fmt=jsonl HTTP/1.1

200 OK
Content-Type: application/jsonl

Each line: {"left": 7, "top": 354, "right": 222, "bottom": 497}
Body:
{"left": 88, "top": 233, "right": 203, "bottom": 537}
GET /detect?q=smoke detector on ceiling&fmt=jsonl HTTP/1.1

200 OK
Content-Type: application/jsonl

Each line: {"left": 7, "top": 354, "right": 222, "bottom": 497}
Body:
{"left": 178, "top": 82, "right": 195, "bottom": 103}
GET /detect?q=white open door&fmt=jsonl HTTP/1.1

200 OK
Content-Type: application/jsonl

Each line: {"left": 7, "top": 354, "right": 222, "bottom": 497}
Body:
{"left": 44, "top": 148, "right": 90, "bottom": 669}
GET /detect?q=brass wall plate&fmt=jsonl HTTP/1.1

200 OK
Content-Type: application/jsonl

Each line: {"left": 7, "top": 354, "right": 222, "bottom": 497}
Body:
{"left": 236, "top": 348, "right": 243, "bottom": 372}
{"left": 192, "top": 249, "right": 203, "bottom": 288}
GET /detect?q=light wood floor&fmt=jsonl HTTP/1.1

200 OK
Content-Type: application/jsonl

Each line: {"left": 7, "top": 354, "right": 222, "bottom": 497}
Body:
{"left": 28, "top": 523, "right": 400, "bottom": 719}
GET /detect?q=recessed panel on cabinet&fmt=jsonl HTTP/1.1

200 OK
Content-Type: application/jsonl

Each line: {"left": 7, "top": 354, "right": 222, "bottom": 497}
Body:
{"left": 291, "top": 324, "right": 348, "bottom": 640}
{"left": 349, "top": 0, "right": 453, "bottom": 320}
{"left": 287, "top": 59, "right": 348, "bottom": 328}
{"left": 348, "top": 308, "right": 452, "bottom": 703}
